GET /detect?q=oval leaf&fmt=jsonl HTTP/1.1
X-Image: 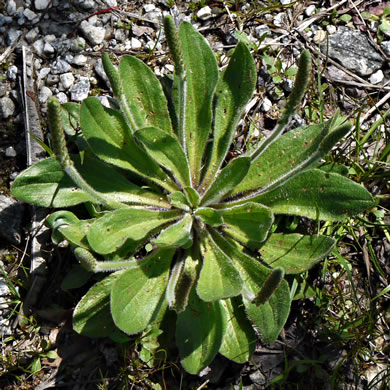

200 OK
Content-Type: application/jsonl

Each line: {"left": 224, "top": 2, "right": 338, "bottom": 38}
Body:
{"left": 152, "top": 214, "right": 193, "bottom": 248}
{"left": 260, "top": 233, "right": 335, "bottom": 274}
{"left": 111, "top": 249, "right": 174, "bottom": 334}
{"left": 87, "top": 208, "right": 181, "bottom": 254}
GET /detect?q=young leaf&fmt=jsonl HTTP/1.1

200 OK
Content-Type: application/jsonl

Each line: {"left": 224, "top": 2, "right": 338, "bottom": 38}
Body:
{"left": 80, "top": 98, "right": 177, "bottom": 192}
{"left": 217, "top": 202, "right": 274, "bottom": 249}
{"left": 197, "top": 230, "right": 242, "bottom": 301}
{"left": 178, "top": 21, "right": 219, "bottom": 186}
{"left": 194, "top": 207, "right": 224, "bottom": 227}
{"left": 134, "top": 127, "right": 191, "bottom": 187}
{"left": 176, "top": 288, "right": 225, "bottom": 374}
{"left": 166, "top": 248, "right": 199, "bottom": 312}
{"left": 111, "top": 249, "right": 174, "bottom": 334}
{"left": 202, "top": 42, "right": 256, "bottom": 188}
{"left": 152, "top": 213, "right": 193, "bottom": 248}
{"left": 219, "top": 297, "right": 257, "bottom": 363}
{"left": 200, "top": 157, "right": 250, "bottom": 207}
{"left": 87, "top": 208, "right": 181, "bottom": 254}
{"left": 119, "top": 55, "right": 174, "bottom": 134}
{"left": 260, "top": 233, "right": 335, "bottom": 274}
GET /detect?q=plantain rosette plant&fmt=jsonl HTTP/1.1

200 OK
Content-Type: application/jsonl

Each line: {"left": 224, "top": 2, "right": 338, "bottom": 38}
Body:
{"left": 11, "top": 17, "right": 374, "bottom": 374}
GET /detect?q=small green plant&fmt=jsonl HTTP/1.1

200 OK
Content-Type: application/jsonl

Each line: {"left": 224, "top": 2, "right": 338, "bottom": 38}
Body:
{"left": 11, "top": 16, "right": 374, "bottom": 374}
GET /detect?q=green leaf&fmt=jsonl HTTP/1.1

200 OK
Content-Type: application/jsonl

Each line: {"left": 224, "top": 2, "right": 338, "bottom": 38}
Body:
{"left": 61, "top": 264, "right": 92, "bottom": 290}
{"left": 61, "top": 102, "right": 80, "bottom": 136}
{"left": 119, "top": 55, "right": 174, "bottom": 133}
{"left": 11, "top": 155, "right": 170, "bottom": 209}
{"left": 243, "top": 278, "right": 290, "bottom": 344}
{"left": 166, "top": 248, "right": 199, "bottom": 312}
{"left": 152, "top": 213, "right": 193, "bottom": 248}
{"left": 111, "top": 249, "right": 174, "bottom": 334}
{"left": 46, "top": 210, "right": 80, "bottom": 244}
{"left": 252, "top": 169, "right": 374, "bottom": 221}
{"left": 167, "top": 191, "right": 190, "bottom": 211}
{"left": 80, "top": 98, "right": 177, "bottom": 192}
{"left": 195, "top": 207, "right": 224, "bottom": 227}
{"left": 73, "top": 271, "right": 124, "bottom": 338}
{"left": 176, "top": 289, "right": 225, "bottom": 374}
{"left": 87, "top": 208, "right": 181, "bottom": 254}
{"left": 217, "top": 202, "right": 274, "bottom": 249}
{"left": 200, "top": 157, "right": 250, "bottom": 207}
{"left": 197, "top": 230, "right": 242, "bottom": 301}
{"left": 183, "top": 187, "right": 200, "bottom": 208}
{"left": 134, "top": 127, "right": 191, "bottom": 187}
{"left": 59, "top": 219, "right": 92, "bottom": 249}
{"left": 219, "top": 297, "right": 256, "bottom": 363}
{"left": 260, "top": 233, "right": 335, "bottom": 274}
{"left": 178, "top": 21, "right": 219, "bottom": 186}
{"left": 232, "top": 123, "right": 326, "bottom": 195}
{"left": 202, "top": 42, "right": 256, "bottom": 188}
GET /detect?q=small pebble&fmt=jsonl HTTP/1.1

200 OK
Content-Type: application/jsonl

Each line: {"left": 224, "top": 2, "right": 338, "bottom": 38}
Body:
{"left": 7, "top": 65, "right": 18, "bottom": 81}
{"left": 51, "top": 58, "right": 71, "bottom": 74}
{"left": 35, "top": 0, "right": 51, "bottom": 10}
{"left": 305, "top": 5, "right": 316, "bottom": 17}
{"left": 70, "top": 78, "right": 90, "bottom": 101}
{"left": 60, "top": 72, "right": 75, "bottom": 90}
{"left": 72, "top": 54, "right": 87, "bottom": 66}
{"left": 197, "top": 6, "right": 213, "bottom": 21}
{"left": 55, "top": 92, "right": 68, "bottom": 104}
{"left": 38, "top": 85, "right": 53, "bottom": 104}
{"left": 80, "top": 20, "right": 106, "bottom": 45}
{"left": 131, "top": 37, "right": 142, "bottom": 49}
{"left": 369, "top": 69, "right": 384, "bottom": 84}
{"left": 0, "top": 97, "right": 15, "bottom": 119}
{"left": 5, "top": 146, "right": 16, "bottom": 157}
{"left": 23, "top": 8, "right": 38, "bottom": 21}
{"left": 262, "top": 97, "right": 273, "bottom": 112}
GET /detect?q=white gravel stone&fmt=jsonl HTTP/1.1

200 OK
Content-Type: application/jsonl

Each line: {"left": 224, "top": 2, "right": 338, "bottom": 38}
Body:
{"left": 369, "top": 69, "right": 384, "bottom": 84}
{"left": 143, "top": 3, "right": 155, "bottom": 12}
{"left": 6, "top": 0, "right": 17, "bottom": 16}
{"left": 55, "top": 92, "right": 68, "bottom": 104}
{"left": 60, "top": 72, "right": 75, "bottom": 89}
{"left": 72, "top": 54, "right": 87, "bottom": 66}
{"left": 305, "top": 5, "right": 316, "bottom": 17}
{"left": 39, "top": 86, "right": 52, "bottom": 103}
{"left": 79, "top": 0, "right": 96, "bottom": 10}
{"left": 7, "top": 27, "right": 22, "bottom": 45}
{"left": 51, "top": 58, "right": 71, "bottom": 74}
{"left": 313, "top": 29, "right": 327, "bottom": 44}
{"left": 0, "top": 97, "right": 15, "bottom": 119}
{"left": 5, "top": 146, "right": 16, "bottom": 157}
{"left": 255, "top": 25, "right": 270, "bottom": 38}
{"left": 326, "top": 25, "right": 337, "bottom": 34}
{"left": 39, "top": 67, "right": 51, "bottom": 79}
{"left": 43, "top": 42, "right": 55, "bottom": 55}
{"left": 0, "top": 279, "right": 10, "bottom": 296}
{"left": 7, "top": 65, "right": 18, "bottom": 81}
{"left": 273, "top": 12, "right": 286, "bottom": 27}
{"left": 35, "top": 0, "right": 51, "bottom": 10}
{"left": 25, "top": 27, "right": 39, "bottom": 42}
{"left": 131, "top": 37, "right": 142, "bottom": 49}
{"left": 80, "top": 20, "right": 105, "bottom": 45}
{"left": 23, "top": 8, "right": 37, "bottom": 21}
{"left": 105, "top": 0, "right": 117, "bottom": 6}
{"left": 33, "top": 38, "right": 44, "bottom": 56}
{"left": 70, "top": 78, "right": 90, "bottom": 101}
{"left": 262, "top": 97, "right": 273, "bottom": 112}
{"left": 280, "top": 0, "right": 293, "bottom": 3}
{"left": 197, "top": 6, "right": 213, "bottom": 20}
{"left": 70, "top": 37, "right": 86, "bottom": 52}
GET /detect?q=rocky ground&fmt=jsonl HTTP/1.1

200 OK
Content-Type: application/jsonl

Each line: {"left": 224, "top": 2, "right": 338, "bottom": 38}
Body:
{"left": 0, "top": 0, "right": 389, "bottom": 389}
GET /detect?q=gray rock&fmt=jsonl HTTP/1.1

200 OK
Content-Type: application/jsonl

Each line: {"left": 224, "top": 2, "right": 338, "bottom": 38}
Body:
{"left": 51, "top": 58, "right": 71, "bottom": 74}
{"left": 0, "top": 279, "right": 11, "bottom": 296}
{"left": 249, "top": 370, "right": 266, "bottom": 386}
{"left": 94, "top": 58, "right": 109, "bottom": 84}
{"left": 78, "top": 0, "right": 97, "bottom": 10}
{"left": 70, "top": 36, "right": 86, "bottom": 52}
{"left": 7, "top": 65, "right": 18, "bottom": 81}
{"left": 197, "top": 6, "right": 213, "bottom": 20}
{"left": 305, "top": 4, "right": 316, "bottom": 17}
{"left": 5, "top": 146, "right": 16, "bottom": 157}
{"left": 55, "top": 92, "right": 68, "bottom": 103}
{"left": 46, "top": 74, "right": 59, "bottom": 85}
{"left": 43, "top": 41, "right": 55, "bottom": 55}
{"left": 23, "top": 8, "right": 38, "bottom": 21}
{"left": 35, "top": 0, "right": 51, "bottom": 10}
{"left": 369, "top": 69, "right": 384, "bottom": 84}
{"left": 38, "top": 85, "right": 52, "bottom": 103}
{"left": 0, "top": 97, "right": 15, "bottom": 119}
{"left": 33, "top": 38, "right": 44, "bottom": 56}
{"left": 39, "top": 67, "right": 51, "bottom": 79}
{"left": 60, "top": 72, "right": 75, "bottom": 89}
{"left": 7, "top": 27, "right": 22, "bottom": 45}
{"left": 0, "top": 14, "right": 12, "bottom": 26}
{"left": 380, "top": 41, "right": 390, "bottom": 57}
{"left": 320, "top": 27, "right": 384, "bottom": 76}
{"left": 0, "top": 85, "right": 6, "bottom": 97}
{"left": 255, "top": 25, "right": 270, "bottom": 39}
{"left": 0, "top": 195, "right": 24, "bottom": 244}
{"left": 131, "top": 37, "right": 142, "bottom": 49}
{"left": 70, "top": 78, "right": 90, "bottom": 101}
{"left": 143, "top": 3, "right": 155, "bottom": 12}
{"left": 80, "top": 20, "right": 106, "bottom": 45}
{"left": 72, "top": 54, "right": 87, "bottom": 66}
{"left": 6, "top": 0, "right": 17, "bottom": 16}
{"left": 25, "top": 27, "right": 39, "bottom": 42}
